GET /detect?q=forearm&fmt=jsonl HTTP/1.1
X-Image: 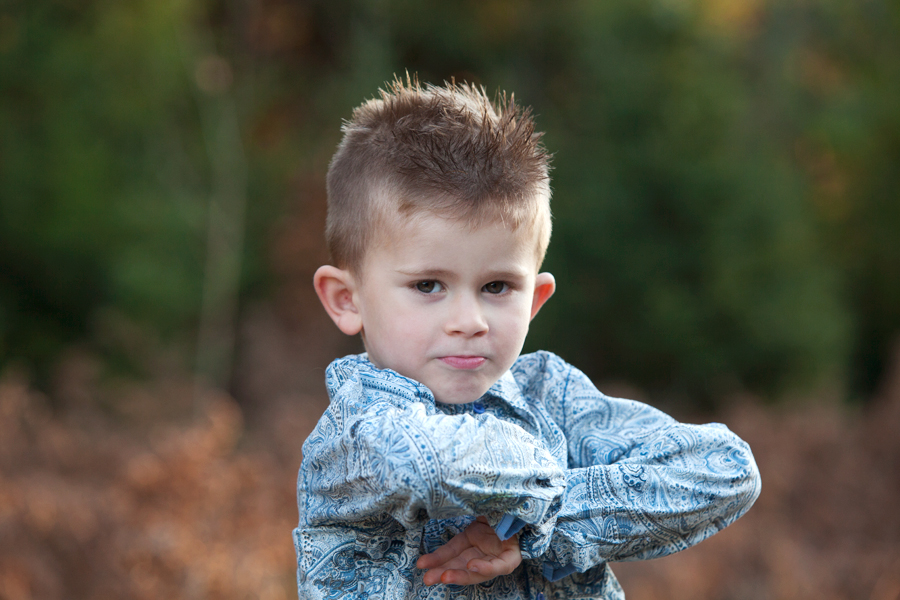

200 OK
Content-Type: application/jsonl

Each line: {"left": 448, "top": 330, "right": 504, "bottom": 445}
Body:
{"left": 300, "top": 403, "right": 565, "bottom": 530}
{"left": 521, "top": 422, "right": 760, "bottom": 578}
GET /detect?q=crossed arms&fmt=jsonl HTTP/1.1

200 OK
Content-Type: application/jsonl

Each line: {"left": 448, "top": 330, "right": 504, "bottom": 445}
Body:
{"left": 299, "top": 353, "right": 761, "bottom": 584}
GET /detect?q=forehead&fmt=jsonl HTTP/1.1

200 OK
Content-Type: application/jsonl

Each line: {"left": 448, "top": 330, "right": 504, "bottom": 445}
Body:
{"left": 363, "top": 210, "right": 543, "bottom": 274}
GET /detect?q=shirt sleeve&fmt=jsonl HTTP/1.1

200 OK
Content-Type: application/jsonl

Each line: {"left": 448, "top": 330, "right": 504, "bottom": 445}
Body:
{"left": 518, "top": 354, "right": 761, "bottom": 580}
{"left": 299, "top": 375, "right": 566, "bottom": 534}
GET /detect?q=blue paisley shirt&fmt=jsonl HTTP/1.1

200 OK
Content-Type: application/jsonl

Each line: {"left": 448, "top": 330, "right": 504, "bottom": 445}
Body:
{"left": 294, "top": 351, "right": 760, "bottom": 599}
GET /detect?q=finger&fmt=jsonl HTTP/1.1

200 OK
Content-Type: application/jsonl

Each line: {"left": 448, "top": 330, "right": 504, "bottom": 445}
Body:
{"left": 421, "top": 546, "right": 485, "bottom": 586}
{"left": 423, "top": 560, "right": 478, "bottom": 585}
{"left": 465, "top": 521, "right": 506, "bottom": 554}
{"left": 423, "top": 566, "right": 450, "bottom": 586}
{"left": 439, "top": 568, "right": 491, "bottom": 586}
{"left": 433, "top": 545, "right": 521, "bottom": 586}
{"left": 466, "top": 546, "right": 521, "bottom": 578}
{"left": 416, "top": 532, "right": 471, "bottom": 569}
{"left": 422, "top": 545, "right": 483, "bottom": 579}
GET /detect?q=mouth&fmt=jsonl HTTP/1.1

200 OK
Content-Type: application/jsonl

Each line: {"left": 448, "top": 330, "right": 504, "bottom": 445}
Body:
{"left": 439, "top": 356, "right": 486, "bottom": 370}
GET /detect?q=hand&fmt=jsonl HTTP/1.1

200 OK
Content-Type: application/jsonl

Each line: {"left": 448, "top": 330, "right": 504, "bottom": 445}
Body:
{"left": 417, "top": 516, "right": 523, "bottom": 586}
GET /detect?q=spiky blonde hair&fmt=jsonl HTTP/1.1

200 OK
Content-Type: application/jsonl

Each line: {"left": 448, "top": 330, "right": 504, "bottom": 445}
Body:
{"left": 325, "top": 75, "right": 552, "bottom": 273}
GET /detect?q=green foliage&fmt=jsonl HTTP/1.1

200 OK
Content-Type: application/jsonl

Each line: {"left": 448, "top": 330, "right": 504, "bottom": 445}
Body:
{"left": 1, "top": 0, "right": 898, "bottom": 404}
{"left": 0, "top": 0, "right": 263, "bottom": 385}
{"left": 799, "top": 0, "right": 900, "bottom": 397}
{"left": 522, "top": 1, "right": 852, "bottom": 400}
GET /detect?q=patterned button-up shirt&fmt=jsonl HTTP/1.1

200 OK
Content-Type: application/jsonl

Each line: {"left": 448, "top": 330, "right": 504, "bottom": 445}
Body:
{"left": 294, "top": 351, "right": 761, "bottom": 599}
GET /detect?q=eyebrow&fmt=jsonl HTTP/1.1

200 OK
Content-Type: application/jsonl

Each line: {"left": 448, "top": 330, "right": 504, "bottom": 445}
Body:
{"left": 396, "top": 268, "right": 529, "bottom": 280}
{"left": 396, "top": 268, "right": 455, "bottom": 279}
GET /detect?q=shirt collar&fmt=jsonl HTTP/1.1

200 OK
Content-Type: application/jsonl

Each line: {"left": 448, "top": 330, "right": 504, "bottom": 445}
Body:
{"left": 484, "top": 369, "right": 526, "bottom": 408}
{"left": 326, "top": 353, "right": 436, "bottom": 408}
{"left": 326, "top": 353, "right": 535, "bottom": 421}
{"left": 482, "top": 369, "right": 540, "bottom": 432}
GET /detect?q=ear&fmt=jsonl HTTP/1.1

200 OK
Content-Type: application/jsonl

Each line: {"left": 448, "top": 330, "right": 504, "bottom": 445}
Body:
{"left": 313, "top": 265, "right": 363, "bottom": 336}
{"left": 530, "top": 272, "right": 556, "bottom": 320}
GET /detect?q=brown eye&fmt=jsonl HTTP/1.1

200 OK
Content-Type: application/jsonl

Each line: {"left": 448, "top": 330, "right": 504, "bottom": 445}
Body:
{"left": 483, "top": 281, "right": 508, "bottom": 294}
{"left": 415, "top": 281, "right": 441, "bottom": 293}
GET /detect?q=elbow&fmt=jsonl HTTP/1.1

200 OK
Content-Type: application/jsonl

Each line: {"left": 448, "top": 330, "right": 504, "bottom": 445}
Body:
{"left": 712, "top": 431, "right": 762, "bottom": 524}
{"left": 734, "top": 448, "right": 762, "bottom": 515}
{"left": 730, "top": 427, "right": 761, "bottom": 500}
{"left": 680, "top": 437, "right": 761, "bottom": 544}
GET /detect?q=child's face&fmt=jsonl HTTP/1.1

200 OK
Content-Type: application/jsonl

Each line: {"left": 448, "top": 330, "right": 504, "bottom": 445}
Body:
{"left": 319, "top": 212, "right": 555, "bottom": 405}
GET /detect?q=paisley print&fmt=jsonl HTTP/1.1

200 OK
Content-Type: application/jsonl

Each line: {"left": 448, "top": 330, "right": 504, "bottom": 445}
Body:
{"left": 295, "top": 352, "right": 761, "bottom": 599}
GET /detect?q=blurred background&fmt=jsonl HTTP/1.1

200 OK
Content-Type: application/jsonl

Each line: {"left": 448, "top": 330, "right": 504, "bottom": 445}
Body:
{"left": 1, "top": 0, "right": 899, "bottom": 598}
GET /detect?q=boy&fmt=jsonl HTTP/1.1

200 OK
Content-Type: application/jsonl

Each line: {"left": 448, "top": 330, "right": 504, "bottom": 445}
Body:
{"left": 294, "top": 77, "right": 761, "bottom": 600}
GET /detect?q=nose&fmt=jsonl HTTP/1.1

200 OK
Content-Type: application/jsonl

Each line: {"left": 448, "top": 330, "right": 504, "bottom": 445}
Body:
{"left": 444, "top": 292, "right": 488, "bottom": 337}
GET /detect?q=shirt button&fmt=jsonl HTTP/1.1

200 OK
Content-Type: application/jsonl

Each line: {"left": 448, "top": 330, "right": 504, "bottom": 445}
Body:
{"left": 472, "top": 402, "right": 485, "bottom": 414}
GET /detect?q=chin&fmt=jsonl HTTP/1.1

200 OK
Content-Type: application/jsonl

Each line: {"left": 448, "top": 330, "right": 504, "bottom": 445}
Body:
{"left": 433, "top": 386, "right": 489, "bottom": 405}
{"left": 436, "top": 397, "right": 479, "bottom": 405}
{"left": 425, "top": 371, "right": 495, "bottom": 405}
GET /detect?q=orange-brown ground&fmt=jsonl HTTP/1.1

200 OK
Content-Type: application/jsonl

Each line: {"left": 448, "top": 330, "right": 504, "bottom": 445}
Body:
{"left": 2, "top": 358, "right": 899, "bottom": 600}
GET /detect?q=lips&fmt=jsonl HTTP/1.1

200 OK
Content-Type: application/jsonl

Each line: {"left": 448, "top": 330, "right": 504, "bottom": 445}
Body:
{"left": 439, "top": 356, "right": 486, "bottom": 369}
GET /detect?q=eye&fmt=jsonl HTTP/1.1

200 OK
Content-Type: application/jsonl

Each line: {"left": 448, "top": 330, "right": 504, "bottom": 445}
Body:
{"left": 415, "top": 280, "right": 442, "bottom": 294}
{"left": 483, "top": 281, "right": 509, "bottom": 294}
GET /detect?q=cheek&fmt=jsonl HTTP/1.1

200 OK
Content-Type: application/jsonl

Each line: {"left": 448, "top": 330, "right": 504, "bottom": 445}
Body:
{"left": 380, "top": 307, "right": 432, "bottom": 348}
{"left": 492, "top": 304, "right": 533, "bottom": 341}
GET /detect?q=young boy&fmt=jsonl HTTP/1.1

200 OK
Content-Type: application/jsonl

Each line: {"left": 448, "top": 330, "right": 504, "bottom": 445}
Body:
{"left": 294, "top": 77, "right": 761, "bottom": 600}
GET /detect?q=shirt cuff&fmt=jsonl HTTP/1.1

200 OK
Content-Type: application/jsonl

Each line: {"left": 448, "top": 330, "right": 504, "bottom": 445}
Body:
{"left": 494, "top": 513, "right": 528, "bottom": 541}
{"left": 542, "top": 562, "right": 577, "bottom": 581}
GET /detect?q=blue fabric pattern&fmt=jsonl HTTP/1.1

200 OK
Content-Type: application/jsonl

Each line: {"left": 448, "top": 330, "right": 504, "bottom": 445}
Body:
{"left": 294, "top": 351, "right": 761, "bottom": 599}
